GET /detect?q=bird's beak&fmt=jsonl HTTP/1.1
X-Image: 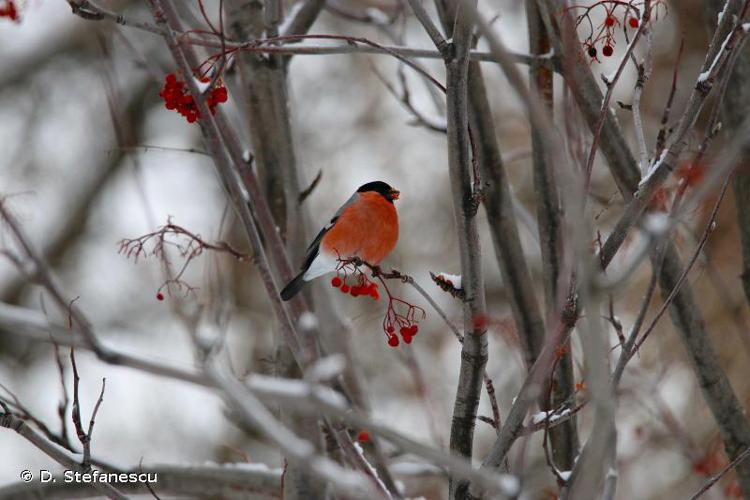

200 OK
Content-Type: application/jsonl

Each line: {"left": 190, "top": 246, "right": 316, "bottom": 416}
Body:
{"left": 390, "top": 189, "right": 400, "bottom": 200}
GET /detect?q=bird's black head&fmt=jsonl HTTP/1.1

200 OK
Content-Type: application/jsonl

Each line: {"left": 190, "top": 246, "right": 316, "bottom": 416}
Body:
{"left": 357, "top": 181, "right": 400, "bottom": 202}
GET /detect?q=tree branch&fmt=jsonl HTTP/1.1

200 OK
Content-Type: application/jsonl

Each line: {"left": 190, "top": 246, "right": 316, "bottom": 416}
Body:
{"left": 407, "top": 0, "right": 490, "bottom": 497}
{"left": 526, "top": 0, "right": 579, "bottom": 473}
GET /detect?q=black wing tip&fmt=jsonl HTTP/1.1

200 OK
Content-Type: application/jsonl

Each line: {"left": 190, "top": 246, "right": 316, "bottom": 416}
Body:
{"left": 280, "top": 273, "right": 305, "bottom": 301}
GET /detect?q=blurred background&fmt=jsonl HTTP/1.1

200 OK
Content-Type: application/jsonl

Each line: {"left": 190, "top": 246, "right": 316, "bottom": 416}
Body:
{"left": 1, "top": 0, "right": 748, "bottom": 498}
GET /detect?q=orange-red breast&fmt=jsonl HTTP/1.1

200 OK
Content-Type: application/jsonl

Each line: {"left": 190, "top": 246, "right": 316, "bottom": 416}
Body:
{"left": 280, "top": 181, "right": 399, "bottom": 300}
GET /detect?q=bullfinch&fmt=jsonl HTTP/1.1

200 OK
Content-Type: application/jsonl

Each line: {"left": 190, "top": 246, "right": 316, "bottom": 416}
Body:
{"left": 280, "top": 181, "right": 400, "bottom": 300}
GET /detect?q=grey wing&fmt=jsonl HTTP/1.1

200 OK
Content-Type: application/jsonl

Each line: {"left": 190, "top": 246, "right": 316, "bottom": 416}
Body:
{"left": 300, "top": 192, "right": 359, "bottom": 271}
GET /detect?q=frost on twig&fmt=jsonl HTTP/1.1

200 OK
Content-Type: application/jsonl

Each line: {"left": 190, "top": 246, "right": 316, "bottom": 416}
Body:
{"left": 530, "top": 408, "right": 572, "bottom": 426}
{"left": 430, "top": 271, "right": 465, "bottom": 299}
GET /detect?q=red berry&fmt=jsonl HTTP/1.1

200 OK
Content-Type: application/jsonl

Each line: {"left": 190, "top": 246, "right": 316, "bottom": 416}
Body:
{"left": 214, "top": 87, "right": 228, "bottom": 103}
{"left": 402, "top": 333, "right": 413, "bottom": 344}
{"left": 602, "top": 45, "right": 614, "bottom": 57}
{"left": 331, "top": 276, "right": 342, "bottom": 288}
{"left": 693, "top": 463, "right": 708, "bottom": 475}
{"left": 649, "top": 187, "right": 671, "bottom": 212}
{"left": 605, "top": 16, "right": 615, "bottom": 27}
{"left": 370, "top": 290, "right": 379, "bottom": 300}
{"left": 677, "top": 162, "right": 705, "bottom": 187}
{"left": 386, "top": 326, "right": 395, "bottom": 333}
{"left": 350, "top": 287, "right": 359, "bottom": 297}
{"left": 387, "top": 335, "right": 399, "bottom": 347}
{"left": 357, "top": 431, "right": 370, "bottom": 442}
{"left": 400, "top": 326, "right": 409, "bottom": 336}
{"left": 472, "top": 314, "right": 489, "bottom": 331}
{"left": 726, "top": 482, "right": 742, "bottom": 498}
{"left": 1, "top": 2, "right": 18, "bottom": 21}
{"left": 410, "top": 325, "right": 419, "bottom": 335}
{"left": 587, "top": 46, "right": 597, "bottom": 58}
{"left": 156, "top": 292, "right": 165, "bottom": 301}
{"left": 166, "top": 73, "right": 177, "bottom": 85}
{"left": 341, "top": 285, "right": 350, "bottom": 293}
{"left": 629, "top": 17, "right": 639, "bottom": 28}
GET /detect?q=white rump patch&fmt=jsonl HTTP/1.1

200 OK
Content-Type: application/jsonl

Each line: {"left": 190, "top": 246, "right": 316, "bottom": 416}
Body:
{"left": 303, "top": 251, "right": 338, "bottom": 281}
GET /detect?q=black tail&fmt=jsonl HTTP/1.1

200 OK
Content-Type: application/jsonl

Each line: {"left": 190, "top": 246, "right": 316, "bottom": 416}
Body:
{"left": 280, "top": 271, "right": 306, "bottom": 301}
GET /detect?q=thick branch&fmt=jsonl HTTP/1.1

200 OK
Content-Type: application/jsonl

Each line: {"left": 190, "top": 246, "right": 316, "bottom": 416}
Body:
{"left": 704, "top": 0, "right": 750, "bottom": 310}
{"left": 416, "top": 1, "right": 489, "bottom": 498}
{"left": 526, "top": 0, "right": 579, "bottom": 473}
{"left": 225, "top": 3, "right": 327, "bottom": 498}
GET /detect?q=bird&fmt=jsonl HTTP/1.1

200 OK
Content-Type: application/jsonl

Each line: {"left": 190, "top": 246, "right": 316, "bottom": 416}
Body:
{"left": 280, "top": 181, "right": 400, "bottom": 301}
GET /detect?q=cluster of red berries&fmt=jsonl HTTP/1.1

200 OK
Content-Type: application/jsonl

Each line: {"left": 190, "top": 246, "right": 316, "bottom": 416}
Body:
{"left": 586, "top": 14, "right": 640, "bottom": 59}
{"left": 331, "top": 275, "right": 379, "bottom": 300}
{"left": 0, "top": 0, "right": 18, "bottom": 21}
{"left": 159, "top": 73, "right": 228, "bottom": 123}
{"left": 385, "top": 324, "right": 419, "bottom": 347}
{"left": 383, "top": 295, "right": 425, "bottom": 347}
{"left": 331, "top": 263, "right": 424, "bottom": 348}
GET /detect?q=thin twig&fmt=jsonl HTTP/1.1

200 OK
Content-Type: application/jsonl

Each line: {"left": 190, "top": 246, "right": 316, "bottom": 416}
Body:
{"left": 632, "top": 175, "right": 732, "bottom": 354}
{"left": 654, "top": 38, "right": 684, "bottom": 159}
{"left": 632, "top": 28, "right": 653, "bottom": 177}
{"left": 688, "top": 447, "right": 750, "bottom": 500}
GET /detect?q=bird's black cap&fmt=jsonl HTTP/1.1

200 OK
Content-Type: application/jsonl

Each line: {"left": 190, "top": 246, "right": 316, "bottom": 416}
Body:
{"left": 357, "top": 181, "right": 399, "bottom": 202}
